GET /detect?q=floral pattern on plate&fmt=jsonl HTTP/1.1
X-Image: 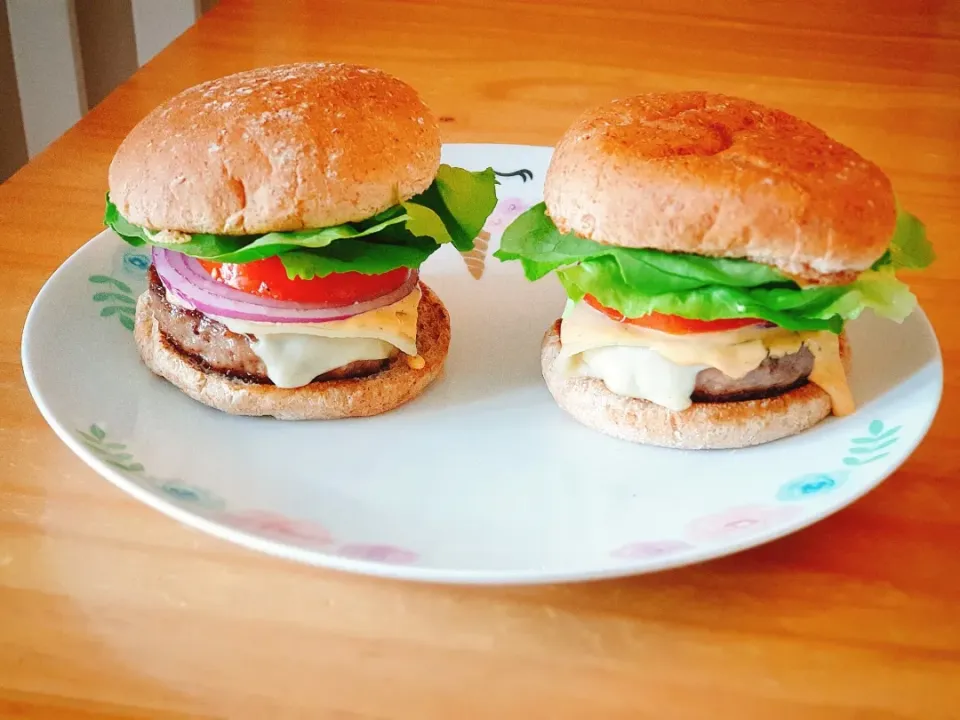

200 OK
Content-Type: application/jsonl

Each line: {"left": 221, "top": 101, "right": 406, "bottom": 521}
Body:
{"left": 117, "top": 250, "right": 151, "bottom": 277}
{"left": 78, "top": 416, "right": 911, "bottom": 569}
{"left": 148, "top": 479, "right": 226, "bottom": 511}
{"left": 776, "top": 472, "right": 849, "bottom": 502}
{"left": 843, "top": 420, "right": 902, "bottom": 466}
{"left": 610, "top": 540, "right": 694, "bottom": 560}
{"left": 221, "top": 510, "right": 333, "bottom": 547}
{"left": 74, "top": 426, "right": 392, "bottom": 558}
{"left": 336, "top": 544, "right": 419, "bottom": 564}
{"left": 87, "top": 275, "right": 137, "bottom": 331}
{"left": 685, "top": 505, "right": 804, "bottom": 544}
{"left": 483, "top": 196, "right": 529, "bottom": 235}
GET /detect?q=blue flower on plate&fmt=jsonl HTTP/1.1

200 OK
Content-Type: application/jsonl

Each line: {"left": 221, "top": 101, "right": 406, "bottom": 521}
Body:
{"left": 122, "top": 251, "right": 150, "bottom": 276}
{"left": 145, "top": 477, "right": 226, "bottom": 511}
{"left": 776, "top": 471, "right": 849, "bottom": 502}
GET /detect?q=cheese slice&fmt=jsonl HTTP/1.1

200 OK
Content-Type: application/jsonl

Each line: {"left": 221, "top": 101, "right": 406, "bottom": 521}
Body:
{"left": 806, "top": 331, "right": 855, "bottom": 416}
{"left": 558, "top": 301, "right": 854, "bottom": 415}
{"left": 168, "top": 287, "right": 421, "bottom": 389}
{"left": 250, "top": 334, "right": 395, "bottom": 388}
{"left": 571, "top": 346, "right": 706, "bottom": 410}
{"left": 208, "top": 286, "right": 421, "bottom": 357}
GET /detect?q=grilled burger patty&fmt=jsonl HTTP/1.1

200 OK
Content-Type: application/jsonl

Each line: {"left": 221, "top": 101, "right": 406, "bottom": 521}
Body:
{"left": 692, "top": 348, "right": 814, "bottom": 403}
{"left": 144, "top": 266, "right": 398, "bottom": 384}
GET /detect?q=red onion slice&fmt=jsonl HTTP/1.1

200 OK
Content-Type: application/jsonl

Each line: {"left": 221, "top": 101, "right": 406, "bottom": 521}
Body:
{"left": 152, "top": 248, "right": 419, "bottom": 324}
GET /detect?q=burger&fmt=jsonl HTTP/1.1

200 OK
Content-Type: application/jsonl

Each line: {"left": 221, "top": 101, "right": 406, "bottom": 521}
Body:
{"left": 495, "top": 92, "right": 933, "bottom": 449}
{"left": 105, "top": 62, "right": 497, "bottom": 419}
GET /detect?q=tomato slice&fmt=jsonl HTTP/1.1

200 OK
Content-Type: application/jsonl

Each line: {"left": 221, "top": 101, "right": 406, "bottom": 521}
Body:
{"left": 198, "top": 256, "right": 409, "bottom": 305}
{"left": 583, "top": 295, "right": 766, "bottom": 334}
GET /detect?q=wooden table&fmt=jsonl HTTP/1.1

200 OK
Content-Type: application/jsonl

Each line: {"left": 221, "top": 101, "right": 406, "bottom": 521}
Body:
{"left": 2, "top": 1, "right": 958, "bottom": 717}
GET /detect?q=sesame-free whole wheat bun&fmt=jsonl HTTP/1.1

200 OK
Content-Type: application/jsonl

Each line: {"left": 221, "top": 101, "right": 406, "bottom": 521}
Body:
{"left": 109, "top": 62, "right": 441, "bottom": 235}
{"left": 543, "top": 91, "right": 896, "bottom": 284}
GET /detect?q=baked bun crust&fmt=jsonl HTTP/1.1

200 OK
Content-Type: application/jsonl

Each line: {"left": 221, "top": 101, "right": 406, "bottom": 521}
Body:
{"left": 109, "top": 62, "right": 441, "bottom": 235}
{"left": 134, "top": 283, "right": 450, "bottom": 419}
{"left": 540, "top": 320, "right": 851, "bottom": 449}
{"left": 543, "top": 91, "right": 895, "bottom": 284}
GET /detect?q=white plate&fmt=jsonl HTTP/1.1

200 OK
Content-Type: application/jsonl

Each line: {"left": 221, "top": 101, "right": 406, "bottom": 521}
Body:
{"left": 22, "top": 143, "right": 943, "bottom": 585}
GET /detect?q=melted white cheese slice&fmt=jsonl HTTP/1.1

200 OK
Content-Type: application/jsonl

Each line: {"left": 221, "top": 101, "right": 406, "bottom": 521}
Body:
{"left": 571, "top": 346, "right": 706, "bottom": 410}
{"left": 168, "top": 287, "right": 421, "bottom": 389}
{"left": 250, "top": 335, "right": 395, "bottom": 388}
{"left": 558, "top": 301, "right": 854, "bottom": 415}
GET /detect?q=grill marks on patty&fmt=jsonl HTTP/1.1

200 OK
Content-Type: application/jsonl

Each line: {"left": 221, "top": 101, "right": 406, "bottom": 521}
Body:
{"left": 145, "top": 266, "right": 398, "bottom": 384}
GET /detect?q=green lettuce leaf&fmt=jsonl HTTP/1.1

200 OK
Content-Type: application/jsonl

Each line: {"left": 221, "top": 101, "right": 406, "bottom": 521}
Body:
{"left": 278, "top": 230, "right": 441, "bottom": 279}
{"left": 495, "top": 202, "right": 789, "bottom": 289}
{"left": 403, "top": 165, "right": 498, "bottom": 251}
{"left": 496, "top": 202, "right": 923, "bottom": 333}
{"left": 817, "top": 267, "right": 918, "bottom": 322}
{"left": 401, "top": 202, "right": 454, "bottom": 246}
{"left": 556, "top": 257, "right": 915, "bottom": 333}
{"left": 105, "top": 200, "right": 410, "bottom": 263}
{"left": 887, "top": 207, "right": 935, "bottom": 270}
{"left": 103, "top": 164, "right": 498, "bottom": 278}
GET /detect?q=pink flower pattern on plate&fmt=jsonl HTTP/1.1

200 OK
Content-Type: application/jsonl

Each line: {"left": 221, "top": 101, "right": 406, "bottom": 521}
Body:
{"left": 685, "top": 504, "right": 803, "bottom": 544}
{"left": 483, "top": 197, "right": 529, "bottom": 235}
{"left": 337, "top": 543, "right": 419, "bottom": 564}
{"left": 610, "top": 540, "right": 694, "bottom": 560}
{"left": 223, "top": 510, "right": 333, "bottom": 547}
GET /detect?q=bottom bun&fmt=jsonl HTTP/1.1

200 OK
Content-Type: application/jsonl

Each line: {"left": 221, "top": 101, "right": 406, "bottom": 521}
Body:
{"left": 541, "top": 320, "right": 850, "bottom": 450}
{"left": 134, "top": 283, "right": 450, "bottom": 420}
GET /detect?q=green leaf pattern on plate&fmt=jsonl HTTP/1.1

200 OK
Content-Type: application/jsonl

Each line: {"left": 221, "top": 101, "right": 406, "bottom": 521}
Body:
{"left": 78, "top": 424, "right": 143, "bottom": 472}
{"left": 843, "top": 421, "right": 902, "bottom": 466}
{"left": 76, "top": 424, "right": 225, "bottom": 510}
{"left": 89, "top": 274, "right": 136, "bottom": 331}
{"left": 773, "top": 419, "right": 904, "bottom": 503}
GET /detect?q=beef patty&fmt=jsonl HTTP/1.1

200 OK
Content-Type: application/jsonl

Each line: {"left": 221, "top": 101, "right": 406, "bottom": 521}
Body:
{"left": 692, "top": 348, "right": 814, "bottom": 403}
{"left": 144, "top": 266, "right": 398, "bottom": 384}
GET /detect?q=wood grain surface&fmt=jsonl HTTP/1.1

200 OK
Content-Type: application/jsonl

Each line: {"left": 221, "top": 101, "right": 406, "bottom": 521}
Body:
{"left": 1, "top": 1, "right": 958, "bottom": 717}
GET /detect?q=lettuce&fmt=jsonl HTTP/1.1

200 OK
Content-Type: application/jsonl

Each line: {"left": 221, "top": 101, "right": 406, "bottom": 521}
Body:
{"left": 495, "top": 202, "right": 790, "bottom": 288}
{"left": 278, "top": 233, "right": 441, "bottom": 280}
{"left": 495, "top": 202, "right": 931, "bottom": 333}
{"left": 105, "top": 164, "right": 498, "bottom": 278}
{"left": 403, "top": 164, "right": 499, "bottom": 251}
{"left": 887, "top": 206, "right": 936, "bottom": 269}
{"left": 555, "top": 256, "right": 916, "bottom": 333}
{"left": 105, "top": 202, "right": 411, "bottom": 262}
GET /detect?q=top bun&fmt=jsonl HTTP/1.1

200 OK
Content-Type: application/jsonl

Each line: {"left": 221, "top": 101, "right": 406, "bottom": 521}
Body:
{"left": 109, "top": 62, "right": 441, "bottom": 234}
{"left": 543, "top": 92, "right": 896, "bottom": 284}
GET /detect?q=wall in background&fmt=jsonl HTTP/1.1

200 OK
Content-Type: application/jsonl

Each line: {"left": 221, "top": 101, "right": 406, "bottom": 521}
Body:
{"left": 0, "top": 0, "right": 27, "bottom": 183}
{"left": 0, "top": 0, "right": 220, "bottom": 184}
{"left": 130, "top": 0, "right": 203, "bottom": 65}
{"left": 75, "top": 0, "right": 138, "bottom": 108}
{"left": 6, "top": 0, "right": 87, "bottom": 158}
